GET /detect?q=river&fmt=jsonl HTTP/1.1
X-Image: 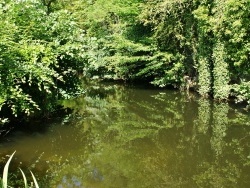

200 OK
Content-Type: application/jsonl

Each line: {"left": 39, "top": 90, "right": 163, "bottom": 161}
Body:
{"left": 0, "top": 83, "right": 250, "bottom": 187}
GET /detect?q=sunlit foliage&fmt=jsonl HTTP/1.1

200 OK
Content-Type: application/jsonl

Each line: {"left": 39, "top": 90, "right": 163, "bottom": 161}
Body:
{"left": 0, "top": 0, "right": 87, "bottom": 123}
{"left": 1, "top": 0, "right": 250, "bottom": 125}
{"left": 79, "top": 0, "right": 250, "bottom": 104}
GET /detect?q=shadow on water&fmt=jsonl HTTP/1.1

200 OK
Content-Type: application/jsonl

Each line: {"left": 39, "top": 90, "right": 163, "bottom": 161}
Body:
{"left": 0, "top": 82, "right": 250, "bottom": 187}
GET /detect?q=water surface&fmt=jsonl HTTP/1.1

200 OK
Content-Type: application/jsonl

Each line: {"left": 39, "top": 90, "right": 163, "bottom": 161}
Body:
{"left": 0, "top": 83, "right": 250, "bottom": 187}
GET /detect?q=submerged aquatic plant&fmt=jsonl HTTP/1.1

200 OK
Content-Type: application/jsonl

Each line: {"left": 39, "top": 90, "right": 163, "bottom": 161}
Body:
{"left": 1, "top": 151, "right": 39, "bottom": 188}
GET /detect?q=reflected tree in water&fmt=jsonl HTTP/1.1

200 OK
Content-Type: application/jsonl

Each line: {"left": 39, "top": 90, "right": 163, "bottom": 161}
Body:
{"left": 46, "top": 84, "right": 250, "bottom": 187}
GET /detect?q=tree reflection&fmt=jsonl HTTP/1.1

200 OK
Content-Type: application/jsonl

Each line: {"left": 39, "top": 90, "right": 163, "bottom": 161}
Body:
{"left": 48, "top": 83, "right": 250, "bottom": 187}
{"left": 211, "top": 103, "right": 229, "bottom": 156}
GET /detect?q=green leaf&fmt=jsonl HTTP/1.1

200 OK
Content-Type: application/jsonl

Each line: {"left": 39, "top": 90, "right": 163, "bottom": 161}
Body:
{"left": 19, "top": 168, "right": 28, "bottom": 188}
{"left": 2, "top": 151, "right": 16, "bottom": 188}
{"left": 30, "top": 170, "right": 39, "bottom": 188}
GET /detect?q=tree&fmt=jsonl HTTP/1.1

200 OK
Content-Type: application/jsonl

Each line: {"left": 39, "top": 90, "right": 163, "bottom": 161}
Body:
{"left": 0, "top": 0, "right": 87, "bottom": 125}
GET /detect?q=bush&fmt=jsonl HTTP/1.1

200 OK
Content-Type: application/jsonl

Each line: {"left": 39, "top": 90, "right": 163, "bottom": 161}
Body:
{"left": 0, "top": 0, "right": 87, "bottom": 124}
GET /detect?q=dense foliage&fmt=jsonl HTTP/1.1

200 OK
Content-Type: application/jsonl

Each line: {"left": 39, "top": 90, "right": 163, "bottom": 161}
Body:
{"left": 0, "top": 0, "right": 88, "bottom": 125}
{"left": 79, "top": 0, "right": 250, "bottom": 103}
{"left": 1, "top": 0, "right": 250, "bottom": 125}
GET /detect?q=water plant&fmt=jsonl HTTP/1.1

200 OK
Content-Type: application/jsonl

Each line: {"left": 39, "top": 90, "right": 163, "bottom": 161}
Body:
{"left": 1, "top": 151, "right": 39, "bottom": 188}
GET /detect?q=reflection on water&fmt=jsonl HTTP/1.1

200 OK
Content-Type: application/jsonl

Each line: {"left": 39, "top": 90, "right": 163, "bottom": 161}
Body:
{"left": 0, "top": 83, "right": 250, "bottom": 187}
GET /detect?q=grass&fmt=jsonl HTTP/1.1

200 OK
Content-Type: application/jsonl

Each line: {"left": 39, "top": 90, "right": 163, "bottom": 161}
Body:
{"left": 1, "top": 151, "right": 39, "bottom": 188}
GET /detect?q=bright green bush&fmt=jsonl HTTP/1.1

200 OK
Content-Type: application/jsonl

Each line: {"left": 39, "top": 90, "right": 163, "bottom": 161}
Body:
{"left": 0, "top": 0, "right": 87, "bottom": 123}
{"left": 1, "top": 0, "right": 250, "bottom": 122}
{"left": 81, "top": 0, "right": 250, "bottom": 104}
{"left": 232, "top": 81, "right": 250, "bottom": 107}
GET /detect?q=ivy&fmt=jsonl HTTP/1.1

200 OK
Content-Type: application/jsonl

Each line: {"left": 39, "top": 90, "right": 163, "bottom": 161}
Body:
{"left": 78, "top": 0, "right": 250, "bottom": 106}
{"left": 1, "top": 0, "right": 250, "bottom": 125}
